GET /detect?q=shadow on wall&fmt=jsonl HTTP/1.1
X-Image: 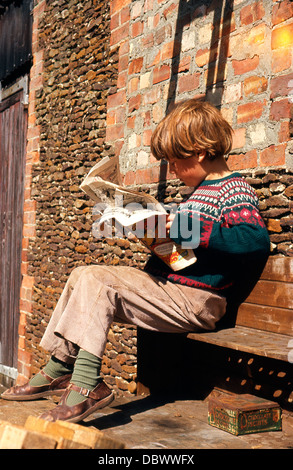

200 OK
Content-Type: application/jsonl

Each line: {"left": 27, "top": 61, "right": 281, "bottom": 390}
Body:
{"left": 158, "top": 0, "right": 234, "bottom": 199}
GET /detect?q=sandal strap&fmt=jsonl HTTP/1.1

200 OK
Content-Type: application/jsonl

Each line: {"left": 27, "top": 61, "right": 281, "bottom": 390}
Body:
{"left": 68, "top": 382, "right": 105, "bottom": 400}
{"left": 39, "top": 369, "right": 55, "bottom": 383}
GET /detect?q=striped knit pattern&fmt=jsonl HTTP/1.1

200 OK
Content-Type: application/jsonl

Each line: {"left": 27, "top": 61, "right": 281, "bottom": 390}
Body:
{"left": 146, "top": 173, "right": 270, "bottom": 296}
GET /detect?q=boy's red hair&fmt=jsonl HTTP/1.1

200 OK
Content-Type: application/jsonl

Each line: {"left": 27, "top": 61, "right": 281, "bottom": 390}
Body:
{"left": 151, "top": 99, "right": 233, "bottom": 161}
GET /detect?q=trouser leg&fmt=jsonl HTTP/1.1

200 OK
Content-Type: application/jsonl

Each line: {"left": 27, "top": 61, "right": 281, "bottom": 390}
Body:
{"left": 40, "top": 265, "right": 226, "bottom": 363}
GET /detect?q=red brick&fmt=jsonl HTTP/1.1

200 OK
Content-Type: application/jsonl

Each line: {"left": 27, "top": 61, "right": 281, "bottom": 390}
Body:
{"left": 153, "top": 13, "right": 160, "bottom": 28}
{"left": 272, "top": 22, "right": 293, "bottom": 50}
{"left": 143, "top": 87, "right": 161, "bottom": 105}
{"left": 127, "top": 116, "right": 136, "bottom": 129}
{"left": 237, "top": 100, "right": 265, "bottom": 123}
{"left": 227, "top": 150, "right": 258, "bottom": 170}
{"left": 143, "top": 129, "right": 152, "bottom": 146}
{"left": 178, "top": 56, "right": 191, "bottom": 73}
{"left": 20, "top": 286, "right": 32, "bottom": 302}
{"left": 107, "top": 106, "right": 126, "bottom": 126}
{"left": 260, "top": 144, "right": 286, "bottom": 167}
{"left": 161, "top": 40, "right": 181, "bottom": 61}
{"left": 110, "top": 22, "right": 129, "bottom": 46}
{"left": 119, "top": 40, "right": 129, "bottom": 56}
{"left": 243, "top": 75, "right": 268, "bottom": 96}
{"left": 123, "top": 171, "right": 136, "bottom": 185}
{"left": 29, "top": 75, "right": 42, "bottom": 91}
{"left": 163, "top": 2, "right": 178, "bottom": 19}
{"left": 128, "top": 57, "right": 143, "bottom": 74}
{"left": 270, "top": 72, "right": 293, "bottom": 99}
{"left": 154, "top": 24, "right": 172, "bottom": 46}
{"left": 148, "top": 50, "right": 160, "bottom": 68}
{"left": 128, "top": 94, "right": 141, "bottom": 113}
{"left": 111, "top": 0, "right": 131, "bottom": 15}
{"left": 19, "top": 298, "right": 33, "bottom": 314}
{"left": 21, "top": 261, "right": 29, "bottom": 275}
{"left": 153, "top": 65, "right": 171, "bottom": 85}
{"left": 121, "top": 5, "right": 130, "bottom": 24}
{"left": 32, "top": 0, "right": 46, "bottom": 17}
{"left": 118, "top": 54, "right": 129, "bottom": 72}
{"left": 240, "top": 1, "right": 265, "bottom": 25}
{"left": 22, "top": 237, "right": 30, "bottom": 250}
{"left": 106, "top": 124, "right": 124, "bottom": 141}
{"left": 18, "top": 323, "right": 26, "bottom": 336}
{"left": 106, "top": 110, "right": 115, "bottom": 126}
{"left": 110, "top": 12, "right": 120, "bottom": 30}
{"left": 22, "top": 225, "right": 36, "bottom": 238}
{"left": 18, "top": 336, "right": 26, "bottom": 350}
{"left": 142, "top": 33, "right": 154, "bottom": 48}
{"left": 279, "top": 121, "right": 290, "bottom": 143}
{"left": 23, "top": 200, "right": 36, "bottom": 212}
{"left": 270, "top": 99, "right": 291, "bottom": 121}
{"left": 114, "top": 140, "right": 124, "bottom": 158}
{"left": 271, "top": 48, "right": 292, "bottom": 73}
{"left": 117, "top": 70, "right": 127, "bottom": 88}
{"left": 272, "top": 0, "right": 293, "bottom": 26}
{"left": 145, "top": 110, "right": 152, "bottom": 126}
{"left": 23, "top": 211, "right": 36, "bottom": 225}
{"left": 232, "top": 55, "right": 259, "bottom": 75}
{"left": 21, "top": 275, "right": 34, "bottom": 289}
{"left": 17, "top": 363, "right": 32, "bottom": 382}
{"left": 16, "top": 373, "right": 30, "bottom": 386}
{"left": 132, "top": 20, "right": 144, "bottom": 37}
{"left": 136, "top": 167, "right": 161, "bottom": 184}
{"left": 178, "top": 73, "right": 200, "bottom": 93}
{"left": 107, "top": 90, "right": 126, "bottom": 108}
{"left": 232, "top": 128, "right": 246, "bottom": 150}
{"left": 195, "top": 45, "right": 218, "bottom": 67}
{"left": 128, "top": 76, "right": 139, "bottom": 94}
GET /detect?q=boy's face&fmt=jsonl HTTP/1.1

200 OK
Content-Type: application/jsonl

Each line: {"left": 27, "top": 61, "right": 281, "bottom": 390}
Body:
{"left": 168, "top": 155, "right": 206, "bottom": 186}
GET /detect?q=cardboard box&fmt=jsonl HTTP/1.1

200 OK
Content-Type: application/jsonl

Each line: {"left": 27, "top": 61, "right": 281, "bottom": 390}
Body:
{"left": 208, "top": 393, "right": 282, "bottom": 435}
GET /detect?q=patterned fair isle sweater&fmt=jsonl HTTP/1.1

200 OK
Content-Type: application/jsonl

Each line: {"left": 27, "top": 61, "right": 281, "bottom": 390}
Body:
{"left": 145, "top": 173, "right": 271, "bottom": 300}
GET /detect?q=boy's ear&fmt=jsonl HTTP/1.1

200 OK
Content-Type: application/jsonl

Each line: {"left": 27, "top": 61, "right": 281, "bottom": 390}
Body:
{"left": 197, "top": 151, "right": 207, "bottom": 162}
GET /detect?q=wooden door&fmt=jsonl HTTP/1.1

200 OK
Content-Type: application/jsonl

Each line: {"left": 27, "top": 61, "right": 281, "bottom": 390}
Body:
{"left": 0, "top": 90, "right": 27, "bottom": 374}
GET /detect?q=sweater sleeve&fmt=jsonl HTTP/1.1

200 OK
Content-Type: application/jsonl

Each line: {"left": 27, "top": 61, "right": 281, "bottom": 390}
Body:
{"left": 170, "top": 180, "right": 271, "bottom": 258}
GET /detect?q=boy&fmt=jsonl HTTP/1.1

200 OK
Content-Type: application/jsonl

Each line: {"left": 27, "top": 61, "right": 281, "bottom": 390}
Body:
{"left": 1, "top": 100, "right": 270, "bottom": 423}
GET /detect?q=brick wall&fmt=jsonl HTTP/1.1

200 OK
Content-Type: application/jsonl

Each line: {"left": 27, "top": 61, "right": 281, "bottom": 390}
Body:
{"left": 18, "top": 0, "right": 292, "bottom": 392}
{"left": 107, "top": 0, "right": 293, "bottom": 183}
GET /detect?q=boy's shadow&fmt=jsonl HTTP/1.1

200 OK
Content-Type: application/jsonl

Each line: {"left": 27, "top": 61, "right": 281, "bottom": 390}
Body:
{"left": 82, "top": 394, "right": 170, "bottom": 430}
{"left": 83, "top": 331, "right": 216, "bottom": 431}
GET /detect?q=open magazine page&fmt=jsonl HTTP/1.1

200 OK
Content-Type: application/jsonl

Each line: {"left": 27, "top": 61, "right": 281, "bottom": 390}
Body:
{"left": 80, "top": 156, "right": 197, "bottom": 271}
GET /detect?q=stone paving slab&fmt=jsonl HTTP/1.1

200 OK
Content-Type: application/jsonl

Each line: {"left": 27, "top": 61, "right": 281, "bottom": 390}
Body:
{"left": 0, "top": 384, "right": 292, "bottom": 450}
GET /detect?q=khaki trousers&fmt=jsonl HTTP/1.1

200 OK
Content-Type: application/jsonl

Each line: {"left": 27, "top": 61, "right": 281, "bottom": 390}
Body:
{"left": 40, "top": 265, "right": 226, "bottom": 362}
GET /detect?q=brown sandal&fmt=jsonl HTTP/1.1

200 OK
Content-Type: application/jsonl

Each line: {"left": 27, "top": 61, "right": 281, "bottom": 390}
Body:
{"left": 0, "top": 371, "right": 72, "bottom": 401}
{"left": 39, "top": 381, "right": 114, "bottom": 423}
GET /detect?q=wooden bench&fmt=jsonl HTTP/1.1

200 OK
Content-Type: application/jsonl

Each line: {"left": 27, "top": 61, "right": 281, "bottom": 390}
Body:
{"left": 187, "top": 256, "right": 293, "bottom": 363}
{"left": 137, "top": 256, "right": 293, "bottom": 406}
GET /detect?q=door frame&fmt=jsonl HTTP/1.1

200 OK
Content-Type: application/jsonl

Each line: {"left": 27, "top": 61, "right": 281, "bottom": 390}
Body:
{"left": 0, "top": 76, "right": 28, "bottom": 384}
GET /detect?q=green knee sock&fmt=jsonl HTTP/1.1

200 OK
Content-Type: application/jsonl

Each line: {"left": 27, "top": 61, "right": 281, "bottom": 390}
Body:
{"left": 29, "top": 356, "right": 74, "bottom": 387}
{"left": 66, "top": 350, "right": 102, "bottom": 407}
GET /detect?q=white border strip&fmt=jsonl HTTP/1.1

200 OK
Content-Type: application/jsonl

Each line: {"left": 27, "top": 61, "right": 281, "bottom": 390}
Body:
{"left": 0, "top": 364, "right": 18, "bottom": 380}
{"left": 0, "top": 75, "right": 29, "bottom": 105}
